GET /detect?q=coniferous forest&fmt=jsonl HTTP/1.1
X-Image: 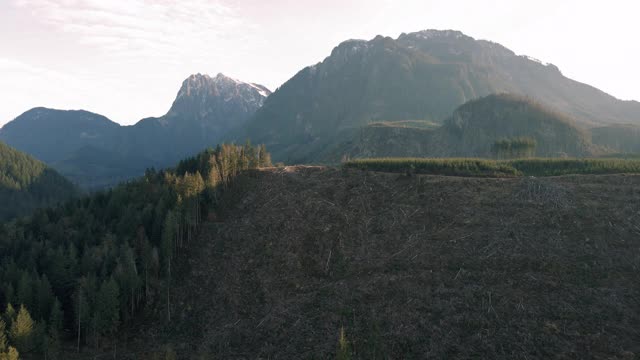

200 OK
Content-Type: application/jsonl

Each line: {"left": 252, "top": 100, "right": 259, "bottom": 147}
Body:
{"left": 0, "top": 143, "right": 270, "bottom": 359}
{"left": 0, "top": 142, "right": 78, "bottom": 222}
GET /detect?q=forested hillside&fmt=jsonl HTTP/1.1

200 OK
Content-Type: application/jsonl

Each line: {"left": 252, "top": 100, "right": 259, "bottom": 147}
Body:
{"left": 432, "top": 94, "right": 597, "bottom": 157}
{"left": 0, "top": 143, "right": 271, "bottom": 359}
{"left": 325, "top": 94, "right": 600, "bottom": 161}
{"left": 0, "top": 142, "right": 78, "bottom": 221}
{"left": 591, "top": 124, "right": 640, "bottom": 154}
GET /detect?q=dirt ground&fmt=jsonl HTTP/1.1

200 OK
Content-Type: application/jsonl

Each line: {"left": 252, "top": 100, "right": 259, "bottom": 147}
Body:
{"left": 132, "top": 167, "right": 640, "bottom": 359}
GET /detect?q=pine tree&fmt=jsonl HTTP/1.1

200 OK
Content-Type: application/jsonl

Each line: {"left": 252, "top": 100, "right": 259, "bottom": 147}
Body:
{"left": 10, "top": 305, "right": 34, "bottom": 353}
{"left": 73, "top": 288, "right": 89, "bottom": 352}
{"left": 36, "top": 275, "right": 54, "bottom": 321}
{"left": 337, "top": 326, "right": 352, "bottom": 360}
{"left": 3, "top": 305, "right": 15, "bottom": 329}
{"left": 16, "top": 274, "right": 32, "bottom": 313}
{"left": 95, "top": 278, "right": 120, "bottom": 335}
{"left": 5, "top": 346, "right": 18, "bottom": 360}
{"left": 46, "top": 299, "right": 62, "bottom": 360}
{"left": 48, "top": 299, "right": 63, "bottom": 334}
{"left": 246, "top": 140, "right": 258, "bottom": 169}
{"left": 258, "top": 144, "right": 271, "bottom": 167}
{"left": 0, "top": 318, "right": 7, "bottom": 353}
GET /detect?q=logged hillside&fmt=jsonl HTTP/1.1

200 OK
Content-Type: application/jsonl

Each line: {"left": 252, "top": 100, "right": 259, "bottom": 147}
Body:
{"left": 128, "top": 166, "right": 640, "bottom": 359}
{"left": 0, "top": 141, "right": 77, "bottom": 221}
{"left": 327, "top": 94, "right": 599, "bottom": 161}
{"left": 242, "top": 29, "right": 640, "bottom": 162}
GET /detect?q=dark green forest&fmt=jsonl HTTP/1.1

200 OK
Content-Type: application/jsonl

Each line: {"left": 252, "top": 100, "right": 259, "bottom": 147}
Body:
{"left": 0, "top": 142, "right": 271, "bottom": 359}
{"left": 0, "top": 142, "right": 78, "bottom": 222}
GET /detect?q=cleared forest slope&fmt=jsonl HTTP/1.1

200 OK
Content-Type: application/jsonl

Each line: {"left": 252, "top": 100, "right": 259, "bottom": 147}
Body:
{"left": 131, "top": 166, "right": 639, "bottom": 359}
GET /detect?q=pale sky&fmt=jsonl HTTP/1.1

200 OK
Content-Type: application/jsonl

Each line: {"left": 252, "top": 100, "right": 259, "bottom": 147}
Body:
{"left": 1, "top": 0, "right": 638, "bottom": 126}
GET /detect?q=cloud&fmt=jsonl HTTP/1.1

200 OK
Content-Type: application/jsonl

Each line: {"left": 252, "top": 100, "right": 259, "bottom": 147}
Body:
{"left": 11, "top": 0, "right": 259, "bottom": 64}
{"left": 0, "top": 58, "right": 86, "bottom": 123}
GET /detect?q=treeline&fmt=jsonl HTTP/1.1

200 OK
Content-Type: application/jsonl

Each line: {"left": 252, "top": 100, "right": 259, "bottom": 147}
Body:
{"left": 508, "top": 158, "right": 640, "bottom": 176}
{"left": 343, "top": 157, "right": 640, "bottom": 177}
{"left": 0, "top": 142, "right": 271, "bottom": 358}
{"left": 491, "top": 137, "right": 537, "bottom": 159}
{"left": 0, "top": 142, "right": 78, "bottom": 221}
{"left": 343, "top": 158, "right": 519, "bottom": 177}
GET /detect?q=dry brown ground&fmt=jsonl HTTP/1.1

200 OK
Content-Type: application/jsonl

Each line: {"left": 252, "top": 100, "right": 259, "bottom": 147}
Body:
{"left": 133, "top": 167, "right": 640, "bottom": 359}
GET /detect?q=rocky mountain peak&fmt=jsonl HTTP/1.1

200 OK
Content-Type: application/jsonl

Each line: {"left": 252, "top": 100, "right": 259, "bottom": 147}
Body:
{"left": 175, "top": 73, "right": 271, "bottom": 103}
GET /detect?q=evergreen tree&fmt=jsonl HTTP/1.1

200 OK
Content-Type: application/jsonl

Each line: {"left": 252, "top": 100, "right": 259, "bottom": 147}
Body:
{"left": 0, "top": 318, "right": 7, "bottom": 353}
{"left": 95, "top": 278, "right": 120, "bottom": 336}
{"left": 9, "top": 305, "right": 34, "bottom": 353}
{"left": 3, "top": 305, "right": 15, "bottom": 329}
{"left": 5, "top": 346, "right": 19, "bottom": 360}
{"left": 246, "top": 140, "right": 258, "bottom": 168}
{"left": 15, "top": 274, "right": 32, "bottom": 313}
{"left": 337, "top": 326, "right": 351, "bottom": 360}
{"left": 45, "top": 298, "right": 62, "bottom": 359}
{"left": 258, "top": 144, "right": 272, "bottom": 167}
{"left": 48, "top": 298, "right": 63, "bottom": 334}
{"left": 73, "top": 288, "right": 89, "bottom": 351}
{"left": 36, "top": 275, "right": 54, "bottom": 321}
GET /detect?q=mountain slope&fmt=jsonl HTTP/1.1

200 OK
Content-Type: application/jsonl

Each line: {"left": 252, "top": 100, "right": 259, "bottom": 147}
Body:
{"left": 0, "top": 108, "right": 120, "bottom": 163}
{"left": 119, "top": 73, "right": 271, "bottom": 165}
{"left": 432, "top": 94, "right": 596, "bottom": 157}
{"left": 0, "top": 141, "right": 78, "bottom": 221}
{"left": 241, "top": 30, "right": 640, "bottom": 161}
{"left": 591, "top": 124, "right": 640, "bottom": 154}
{"left": 324, "top": 94, "right": 599, "bottom": 161}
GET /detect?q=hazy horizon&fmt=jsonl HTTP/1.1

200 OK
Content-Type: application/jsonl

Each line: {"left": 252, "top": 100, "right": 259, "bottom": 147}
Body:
{"left": 2, "top": 0, "right": 639, "bottom": 126}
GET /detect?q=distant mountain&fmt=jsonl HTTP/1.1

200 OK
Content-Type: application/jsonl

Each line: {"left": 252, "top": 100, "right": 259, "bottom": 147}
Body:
{"left": 119, "top": 73, "right": 271, "bottom": 165}
{"left": 0, "top": 73, "right": 270, "bottom": 189}
{"left": 51, "top": 145, "right": 155, "bottom": 190}
{"left": 324, "top": 94, "right": 600, "bottom": 161}
{"left": 0, "top": 141, "right": 78, "bottom": 221}
{"left": 241, "top": 29, "right": 640, "bottom": 162}
{"left": 0, "top": 108, "right": 120, "bottom": 163}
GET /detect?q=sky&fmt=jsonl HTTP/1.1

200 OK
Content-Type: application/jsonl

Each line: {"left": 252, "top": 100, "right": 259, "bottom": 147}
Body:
{"left": 1, "top": 0, "right": 639, "bottom": 126}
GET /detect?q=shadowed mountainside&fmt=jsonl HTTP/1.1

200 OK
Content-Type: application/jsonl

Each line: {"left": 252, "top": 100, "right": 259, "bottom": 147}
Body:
{"left": 0, "top": 141, "right": 78, "bottom": 221}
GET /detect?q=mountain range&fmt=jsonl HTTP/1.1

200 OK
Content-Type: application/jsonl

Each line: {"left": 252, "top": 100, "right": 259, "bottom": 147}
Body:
{"left": 241, "top": 30, "right": 640, "bottom": 161}
{"left": 0, "top": 73, "right": 270, "bottom": 189}
{"left": 1, "top": 29, "right": 639, "bottom": 188}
